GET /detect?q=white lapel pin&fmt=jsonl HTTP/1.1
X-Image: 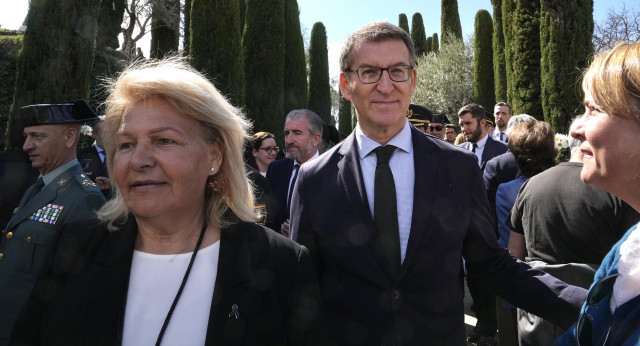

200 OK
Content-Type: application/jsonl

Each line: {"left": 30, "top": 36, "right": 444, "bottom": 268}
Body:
{"left": 228, "top": 304, "right": 239, "bottom": 319}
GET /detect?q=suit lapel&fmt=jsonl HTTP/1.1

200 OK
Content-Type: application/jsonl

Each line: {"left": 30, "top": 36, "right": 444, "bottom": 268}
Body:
{"left": 84, "top": 222, "right": 136, "bottom": 344}
{"left": 338, "top": 133, "right": 400, "bottom": 280}
{"left": 401, "top": 129, "right": 438, "bottom": 278}
{"left": 206, "top": 223, "right": 253, "bottom": 345}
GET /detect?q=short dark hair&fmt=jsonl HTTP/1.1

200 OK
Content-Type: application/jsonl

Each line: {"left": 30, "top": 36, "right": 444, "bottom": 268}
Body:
{"left": 508, "top": 121, "right": 556, "bottom": 176}
{"left": 444, "top": 124, "right": 458, "bottom": 132}
{"left": 495, "top": 102, "right": 512, "bottom": 114}
{"left": 457, "top": 103, "right": 486, "bottom": 120}
{"left": 340, "top": 22, "right": 416, "bottom": 73}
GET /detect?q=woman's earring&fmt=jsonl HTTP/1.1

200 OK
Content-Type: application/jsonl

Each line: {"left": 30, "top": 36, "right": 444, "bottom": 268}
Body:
{"left": 210, "top": 167, "right": 215, "bottom": 173}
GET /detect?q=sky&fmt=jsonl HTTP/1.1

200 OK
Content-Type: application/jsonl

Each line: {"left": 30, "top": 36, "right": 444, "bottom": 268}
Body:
{"left": 0, "top": 0, "right": 634, "bottom": 80}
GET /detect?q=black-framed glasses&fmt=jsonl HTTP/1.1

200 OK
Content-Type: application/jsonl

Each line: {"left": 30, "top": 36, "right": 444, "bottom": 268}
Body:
{"left": 576, "top": 274, "right": 620, "bottom": 346}
{"left": 428, "top": 125, "right": 444, "bottom": 131}
{"left": 259, "top": 146, "right": 279, "bottom": 154}
{"left": 347, "top": 65, "right": 413, "bottom": 84}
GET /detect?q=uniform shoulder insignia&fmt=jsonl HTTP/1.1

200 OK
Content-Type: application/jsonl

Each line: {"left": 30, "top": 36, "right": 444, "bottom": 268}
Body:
{"left": 74, "top": 174, "right": 102, "bottom": 192}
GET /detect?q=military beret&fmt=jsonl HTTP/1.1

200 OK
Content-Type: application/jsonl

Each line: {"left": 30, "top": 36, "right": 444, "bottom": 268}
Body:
{"left": 431, "top": 113, "right": 450, "bottom": 124}
{"left": 406, "top": 104, "right": 432, "bottom": 127}
{"left": 19, "top": 100, "right": 99, "bottom": 128}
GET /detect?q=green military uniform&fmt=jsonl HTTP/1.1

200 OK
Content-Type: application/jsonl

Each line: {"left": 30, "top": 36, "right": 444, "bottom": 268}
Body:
{"left": 0, "top": 100, "right": 106, "bottom": 345}
{"left": 0, "top": 162, "right": 106, "bottom": 343}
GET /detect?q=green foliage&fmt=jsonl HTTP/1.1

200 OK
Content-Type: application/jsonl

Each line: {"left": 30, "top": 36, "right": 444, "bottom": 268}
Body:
{"left": 491, "top": 0, "right": 507, "bottom": 102}
{"left": 10, "top": 0, "right": 101, "bottom": 149}
{"left": 0, "top": 33, "right": 22, "bottom": 150}
{"left": 191, "top": 0, "right": 245, "bottom": 107}
{"left": 239, "top": 0, "right": 246, "bottom": 37}
{"left": 338, "top": 94, "right": 352, "bottom": 136}
{"left": 308, "top": 22, "right": 331, "bottom": 124}
{"left": 432, "top": 33, "right": 440, "bottom": 52}
{"left": 504, "top": 0, "right": 543, "bottom": 119}
{"left": 412, "top": 33, "right": 474, "bottom": 125}
{"left": 441, "top": 0, "right": 463, "bottom": 44}
{"left": 473, "top": 9, "right": 495, "bottom": 111}
{"left": 89, "top": 48, "right": 127, "bottom": 114}
{"left": 411, "top": 13, "right": 428, "bottom": 56}
{"left": 426, "top": 36, "right": 433, "bottom": 54}
{"left": 284, "top": 0, "right": 307, "bottom": 114}
{"left": 501, "top": 0, "right": 515, "bottom": 106}
{"left": 150, "top": 0, "right": 180, "bottom": 59}
{"left": 540, "top": 0, "right": 594, "bottom": 133}
{"left": 399, "top": 13, "right": 410, "bottom": 33}
{"left": 96, "top": 0, "right": 124, "bottom": 51}
{"left": 244, "top": 0, "right": 285, "bottom": 138}
{"left": 184, "top": 0, "right": 192, "bottom": 55}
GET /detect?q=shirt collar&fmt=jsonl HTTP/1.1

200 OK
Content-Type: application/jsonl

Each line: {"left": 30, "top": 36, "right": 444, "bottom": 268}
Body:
{"left": 295, "top": 150, "right": 320, "bottom": 166}
{"left": 355, "top": 119, "right": 414, "bottom": 160}
{"left": 41, "top": 159, "right": 79, "bottom": 186}
{"left": 474, "top": 133, "right": 489, "bottom": 149}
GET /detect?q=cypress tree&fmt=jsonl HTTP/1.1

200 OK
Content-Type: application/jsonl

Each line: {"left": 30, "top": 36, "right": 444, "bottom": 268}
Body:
{"left": 441, "top": 0, "right": 463, "bottom": 43}
{"left": 191, "top": 0, "right": 244, "bottom": 107}
{"left": 399, "top": 13, "right": 410, "bottom": 33}
{"left": 432, "top": 33, "right": 440, "bottom": 52}
{"left": 9, "top": 0, "right": 101, "bottom": 149}
{"left": 506, "top": 0, "right": 543, "bottom": 118}
{"left": 283, "top": 0, "right": 307, "bottom": 114}
{"left": 244, "top": 0, "right": 285, "bottom": 137}
{"left": 183, "top": 0, "right": 192, "bottom": 55}
{"left": 338, "top": 95, "right": 352, "bottom": 136}
{"left": 411, "top": 13, "right": 428, "bottom": 57}
{"left": 540, "top": 0, "right": 594, "bottom": 133}
{"left": 491, "top": 0, "right": 507, "bottom": 102}
{"left": 501, "top": 0, "right": 515, "bottom": 106}
{"left": 96, "top": 0, "right": 125, "bottom": 51}
{"left": 426, "top": 36, "right": 433, "bottom": 54}
{"left": 150, "top": 0, "right": 180, "bottom": 59}
{"left": 238, "top": 0, "right": 246, "bottom": 36}
{"left": 473, "top": 10, "right": 495, "bottom": 112}
{"left": 308, "top": 22, "right": 331, "bottom": 124}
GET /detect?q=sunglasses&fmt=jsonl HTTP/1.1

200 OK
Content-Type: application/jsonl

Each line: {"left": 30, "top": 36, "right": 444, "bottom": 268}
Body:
{"left": 428, "top": 125, "right": 443, "bottom": 131}
{"left": 576, "top": 273, "right": 620, "bottom": 346}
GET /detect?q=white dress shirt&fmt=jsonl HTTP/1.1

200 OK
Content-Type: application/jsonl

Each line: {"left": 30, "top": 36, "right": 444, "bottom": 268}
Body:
{"left": 355, "top": 120, "right": 415, "bottom": 263}
{"left": 471, "top": 134, "right": 489, "bottom": 167}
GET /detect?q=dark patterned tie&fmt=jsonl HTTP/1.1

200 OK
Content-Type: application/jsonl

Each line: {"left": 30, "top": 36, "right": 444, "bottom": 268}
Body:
{"left": 24, "top": 177, "right": 44, "bottom": 203}
{"left": 286, "top": 164, "right": 300, "bottom": 218}
{"left": 472, "top": 143, "right": 478, "bottom": 153}
{"left": 374, "top": 145, "right": 401, "bottom": 277}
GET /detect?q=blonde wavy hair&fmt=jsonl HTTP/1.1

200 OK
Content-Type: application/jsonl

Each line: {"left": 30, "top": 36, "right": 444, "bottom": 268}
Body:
{"left": 582, "top": 41, "right": 640, "bottom": 121}
{"left": 98, "top": 58, "right": 256, "bottom": 230}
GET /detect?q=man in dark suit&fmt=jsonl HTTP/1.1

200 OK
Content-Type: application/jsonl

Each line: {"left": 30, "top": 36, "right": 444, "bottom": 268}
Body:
{"left": 458, "top": 103, "right": 508, "bottom": 172}
{"left": 78, "top": 116, "right": 111, "bottom": 198}
{"left": 266, "top": 109, "right": 323, "bottom": 236}
{"left": 290, "top": 22, "right": 586, "bottom": 345}
{"left": 0, "top": 101, "right": 106, "bottom": 345}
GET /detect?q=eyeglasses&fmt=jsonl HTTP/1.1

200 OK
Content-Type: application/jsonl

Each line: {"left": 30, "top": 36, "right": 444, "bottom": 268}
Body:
{"left": 576, "top": 274, "right": 620, "bottom": 346}
{"left": 347, "top": 65, "right": 413, "bottom": 84}
{"left": 428, "top": 125, "right": 444, "bottom": 131}
{"left": 258, "top": 146, "right": 279, "bottom": 154}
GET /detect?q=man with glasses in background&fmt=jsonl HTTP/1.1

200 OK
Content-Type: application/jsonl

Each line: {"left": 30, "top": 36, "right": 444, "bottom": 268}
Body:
{"left": 427, "top": 113, "right": 449, "bottom": 139}
{"left": 444, "top": 124, "right": 459, "bottom": 144}
{"left": 266, "top": 109, "right": 323, "bottom": 237}
{"left": 290, "top": 22, "right": 587, "bottom": 345}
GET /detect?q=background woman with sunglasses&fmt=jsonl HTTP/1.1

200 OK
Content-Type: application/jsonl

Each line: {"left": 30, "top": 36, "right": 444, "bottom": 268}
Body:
{"left": 556, "top": 41, "right": 640, "bottom": 345}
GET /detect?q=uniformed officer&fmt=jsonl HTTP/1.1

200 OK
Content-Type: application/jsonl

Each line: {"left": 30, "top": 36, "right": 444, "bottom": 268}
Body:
{"left": 406, "top": 103, "right": 433, "bottom": 133}
{"left": 0, "top": 100, "right": 106, "bottom": 345}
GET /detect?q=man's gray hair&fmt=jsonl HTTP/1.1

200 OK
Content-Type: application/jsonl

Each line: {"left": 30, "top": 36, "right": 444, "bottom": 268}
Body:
{"left": 339, "top": 22, "right": 416, "bottom": 73}
{"left": 505, "top": 114, "right": 537, "bottom": 136}
{"left": 285, "top": 109, "right": 324, "bottom": 137}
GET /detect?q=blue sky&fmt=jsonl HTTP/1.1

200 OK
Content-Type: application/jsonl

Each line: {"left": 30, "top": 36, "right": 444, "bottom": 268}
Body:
{"left": 0, "top": 0, "right": 635, "bottom": 79}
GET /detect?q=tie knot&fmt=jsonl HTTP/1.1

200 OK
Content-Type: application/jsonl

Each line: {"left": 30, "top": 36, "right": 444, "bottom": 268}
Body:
{"left": 374, "top": 145, "right": 396, "bottom": 165}
{"left": 36, "top": 177, "right": 44, "bottom": 188}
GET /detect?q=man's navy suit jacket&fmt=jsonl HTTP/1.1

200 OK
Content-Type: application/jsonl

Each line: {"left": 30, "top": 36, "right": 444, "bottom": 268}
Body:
{"left": 291, "top": 126, "right": 586, "bottom": 345}
{"left": 265, "top": 158, "right": 295, "bottom": 231}
{"left": 483, "top": 151, "right": 521, "bottom": 237}
{"left": 458, "top": 135, "right": 508, "bottom": 171}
